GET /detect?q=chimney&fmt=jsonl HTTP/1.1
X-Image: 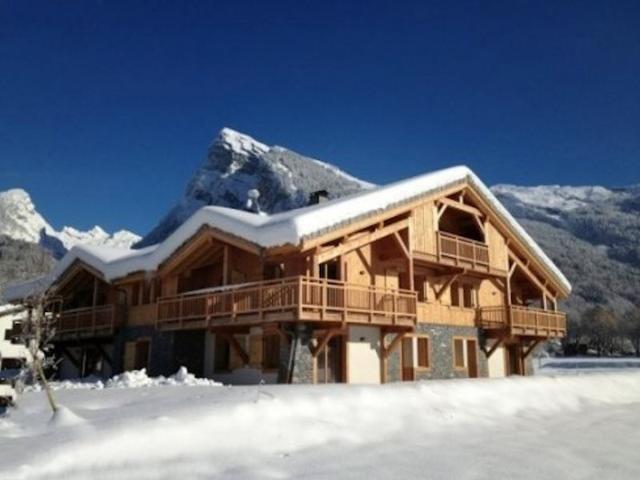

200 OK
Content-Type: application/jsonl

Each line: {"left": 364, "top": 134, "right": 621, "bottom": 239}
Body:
{"left": 308, "top": 189, "right": 329, "bottom": 205}
{"left": 246, "top": 189, "right": 262, "bottom": 214}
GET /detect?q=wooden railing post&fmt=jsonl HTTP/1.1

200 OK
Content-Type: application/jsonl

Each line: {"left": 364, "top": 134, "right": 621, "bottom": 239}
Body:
{"left": 297, "top": 277, "right": 303, "bottom": 319}
{"left": 259, "top": 282, "right": 265, "bottom": 321}
{"left": 342, "top": 281, "right": 347, "bottom": 322}
{"left": 232, "top": 291, "right": 237, "bottom": 320}
{"left": 392, "top": 293, "right": 397, "bottom": 324}
{"left": 321, "top": 278, "right": 327, "bottom": 320}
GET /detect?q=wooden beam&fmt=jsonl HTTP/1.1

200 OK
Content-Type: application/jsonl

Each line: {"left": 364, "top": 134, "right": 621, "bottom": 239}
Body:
{"left": 436, "top": 203, "right": 448, "bottom": 221}
{"left": 382, "top": 331, "right": 407, "bottom": 359}
{"left": 263, "top": 323, "right": 289, "bottom": 344}
{"left": 472, "top": 215, "right": 486, "bottom": 237}
{"left": 508, "top": 261, "right": 517, "bottom": 278}
{"left": 222, "top": 245, "right": 229, "bottom": 286}
{"left": 222, "top": 333, "right": 249, "bottom": 365}
{"left": 435, "top": 272, "right": 463, "bottom": 300}
{"left": 509, "top": 253, "right": 555, "bottom": 300}
{"left": 316, "top": 218, "right": 410, "bottom": 264}
{"left": 59, "top": 345, "right": 82, "bottom": 370}
{"left": 482, "top": 337, "right": 504, "bottom": 358}
{"left": 393, "top": 232, "right": 411, "bottom": 259}
{"left": 311, "top": 328, "right": 344, "bottom": 357}
{"left": 437, "top": 197, "right": 483, "bottom": 218}
{"left": 522, "top": 339, "right": 541, "bottom": 359}
{"left": 94, "top": 342, "right": 113, "bottom": 368}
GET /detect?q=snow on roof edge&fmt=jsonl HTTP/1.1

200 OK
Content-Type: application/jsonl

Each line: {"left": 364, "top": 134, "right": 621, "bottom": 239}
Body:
{"left": 4, "top": 165, "right": 571, "bottom": 299}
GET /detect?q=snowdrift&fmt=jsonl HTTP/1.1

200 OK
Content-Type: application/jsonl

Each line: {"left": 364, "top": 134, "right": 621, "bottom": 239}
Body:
{"left": 1, "top": 372, "right": 639, "bottom": 479}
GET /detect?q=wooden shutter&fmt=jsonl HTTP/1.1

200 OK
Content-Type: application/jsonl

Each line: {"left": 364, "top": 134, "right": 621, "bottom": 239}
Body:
{"left": 453, "top": 338, "right": 465, "bottom": 368}
{"left": 417, "top": 337, "right": 430, "bottom": 368}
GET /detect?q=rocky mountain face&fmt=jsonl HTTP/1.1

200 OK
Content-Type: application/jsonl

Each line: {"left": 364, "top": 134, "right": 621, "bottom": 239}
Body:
{"left": 0, "top": 235, "right": 55, "bottom": 298}
{"left": 0, "top": 189, "right": 141, "bottom": 258}
{"left": 491, "top": 184, "right": 640, "bottom": 317}
{"left": 0, "top": 188, "right": 140, "bottom": 299}
{"left": 136, "top": 128, "right": 374, "bottom": 247}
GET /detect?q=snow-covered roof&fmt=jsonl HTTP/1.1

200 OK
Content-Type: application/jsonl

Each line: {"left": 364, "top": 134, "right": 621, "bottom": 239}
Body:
{"left": 3, "top": 166, "right": 571, "bottom": 301}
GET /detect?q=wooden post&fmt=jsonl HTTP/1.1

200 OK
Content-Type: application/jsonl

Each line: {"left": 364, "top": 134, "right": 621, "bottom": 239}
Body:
{"left": 222, "top": 245, "right": 229, "bottom": 286}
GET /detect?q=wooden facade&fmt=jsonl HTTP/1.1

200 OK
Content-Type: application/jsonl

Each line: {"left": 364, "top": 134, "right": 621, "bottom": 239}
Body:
{"left": 40, "top": 178, "right": 569, "bottom": 383}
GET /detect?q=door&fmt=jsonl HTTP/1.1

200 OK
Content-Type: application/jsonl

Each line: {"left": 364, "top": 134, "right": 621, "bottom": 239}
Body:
{"left": 402, "top": 337, "right": 415, "bottom": 381}
{"left": 466, "top": 339, "right": 478, "bottom": 378}
{"left": 506, "top": 344, "right": 522, "bottom": 375}
{"left": 317, "top": 336, "right": 345, "bottom": 383}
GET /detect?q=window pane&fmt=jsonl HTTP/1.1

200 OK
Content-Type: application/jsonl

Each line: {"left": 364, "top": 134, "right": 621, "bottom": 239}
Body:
{"left": 463, "top": 284, "right": 474, "bottom": 308}
{"left": 450, "top": 282, "right": 460, "bottom": 306}
{"left": 417, "top": 338, "right": 429, "bottom": 368}
{"left": 454, "top": 339, "right": 465, "bottom": 368}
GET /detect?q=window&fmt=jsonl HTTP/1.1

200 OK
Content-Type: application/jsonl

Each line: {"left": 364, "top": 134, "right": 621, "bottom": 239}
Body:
{"left": 450, "top": 281, "right": 460, "bottom": 306}
{"left": 453, "top": 338, "right": 465, "bottom": 368}
{"left": 262, "top": 335, "right": 281, "bottom": 370}
{"left": 416, "top": 337, "right": 430, "bottom": 368}
{"left": 414, "top": 275, "right": 428, "bottom": 302}
{"left": 462, "top": 284, "right": 475, "bottom": 308}
{"left": 320, "top": 260, "right": 339, "bottom": 280}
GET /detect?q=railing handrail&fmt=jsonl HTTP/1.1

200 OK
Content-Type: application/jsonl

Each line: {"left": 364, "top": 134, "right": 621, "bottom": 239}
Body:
{"left": 60, "top": 304, "right": 113, "bottom": 315}
{"left": 158, "top": 275, "right": 417, "bottom": 302}
{"left": 156, "top": 275, "right": 418, "bottom": 327}
{"left": 478, "top": 305, "right": 566, "bottom": 316}
{"left": 477, "top": 305, "right": 566, "bottom": 334}
{"left": 437, "top": 230, "right": 488, "bottom": 249}
{"left": 509, "top": 304, "right": 563, "bottom": 315}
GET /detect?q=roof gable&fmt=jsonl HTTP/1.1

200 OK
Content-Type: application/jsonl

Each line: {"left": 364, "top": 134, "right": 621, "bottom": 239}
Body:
{"left": 3, "top": 165, "right": 571, "bottom": 301}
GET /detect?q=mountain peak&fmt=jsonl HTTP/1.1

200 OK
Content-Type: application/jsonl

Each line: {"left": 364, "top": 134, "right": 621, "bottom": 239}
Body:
{"left": 136, "top": 128, "right": 373, "bottom": 247}
{"left": 0, "top": 187, "right": 140, "bottom": 257}
{"left": 214, "top": 127, "right": 270, "bottom": 156}
{"left": 0, "top": 188, "right": 34, "bottom": 205}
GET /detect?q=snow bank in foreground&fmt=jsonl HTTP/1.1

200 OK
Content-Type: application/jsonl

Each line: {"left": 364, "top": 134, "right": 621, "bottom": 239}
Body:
{"left": 2, "top": 373, "right": 640, "bottom": 479}
{"left": 30, "top": 367, "right": 221, "bottom": 391}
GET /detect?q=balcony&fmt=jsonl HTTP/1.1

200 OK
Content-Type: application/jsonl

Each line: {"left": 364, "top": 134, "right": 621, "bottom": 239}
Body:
{"left": 156, "top": 276, "right": 417, "bottom": 331}
{"left": 55, "top": 304, "right": 123, "bottom": 339}
{"left": 437, "top": 231, "right": 490, "bottom": 270}
{"left": 478, "top": 305, "right": 566, "bottom": 338}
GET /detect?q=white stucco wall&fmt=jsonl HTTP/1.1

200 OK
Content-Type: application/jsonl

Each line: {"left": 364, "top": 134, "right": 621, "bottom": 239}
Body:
{"left": 0, "top": 307, "right": 30, "bottom": 366}
{"left": 487, "top": 345, "right": 506, "bottom": 378}
{"left": 347, "top": 326, "right": 381, "bottom": 384}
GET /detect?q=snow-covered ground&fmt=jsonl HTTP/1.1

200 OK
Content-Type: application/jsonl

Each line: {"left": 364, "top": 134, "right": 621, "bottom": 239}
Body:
{"left": 1, "top": 369, "right": 639, "bottom": 480}
{"left": 535, "top": 356, "right": 640, "bottom": 375}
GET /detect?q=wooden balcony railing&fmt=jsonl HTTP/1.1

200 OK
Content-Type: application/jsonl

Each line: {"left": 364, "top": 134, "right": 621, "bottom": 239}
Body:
{"left": 56, "top": 304, "right": 122, "bottom": 338}
{"left": 437, "top": 231, "right": 490, "bottom": 269}
{"left": 157, "top": 276, "right": 417, "bottom": 330}
{"left": 478, "top": 305, "right": 566, "bottom": 338}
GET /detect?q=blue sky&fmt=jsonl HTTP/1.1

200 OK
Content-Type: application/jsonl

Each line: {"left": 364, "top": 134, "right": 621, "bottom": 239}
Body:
{"left": 1, "top": 1, "right": 639, "bottom": 235}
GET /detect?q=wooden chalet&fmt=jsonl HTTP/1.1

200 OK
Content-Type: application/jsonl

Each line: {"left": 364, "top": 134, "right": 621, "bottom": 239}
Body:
{"left": 5, "top": 166, "right": 570, "bottom": 384}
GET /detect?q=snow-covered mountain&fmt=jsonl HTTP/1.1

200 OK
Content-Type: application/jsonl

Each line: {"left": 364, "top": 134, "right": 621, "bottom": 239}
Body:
{"left": 0, "top": 188, "right": 140, "bottom": 257}
{"left": 492, "top": 183, "right": 640, "bottom": 316}
{"left": 137, "top": 128, "right": 374, "bottom": 247}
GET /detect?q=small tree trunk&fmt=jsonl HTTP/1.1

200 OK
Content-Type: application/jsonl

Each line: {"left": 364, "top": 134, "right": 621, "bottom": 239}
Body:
{"left": 35, "top": 357, "right": 58, "bottom": 413}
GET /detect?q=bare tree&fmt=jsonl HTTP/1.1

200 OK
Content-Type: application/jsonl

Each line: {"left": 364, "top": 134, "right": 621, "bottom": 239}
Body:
{"left": 621, "top": 306, "right": 640, "bottom": 357}
{"left": 582, "top": 306, "right": 618, "bottom": 357}
{"left": 19, "top": 282, "right": 60, "bottom": 414}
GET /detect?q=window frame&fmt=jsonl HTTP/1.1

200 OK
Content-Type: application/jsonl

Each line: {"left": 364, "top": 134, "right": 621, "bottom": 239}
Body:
{"left": 415, "top": 335, "right": 431, "bottom": 370}
{"left": 452, "top": 337, "right": 466, "bottom": 369}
